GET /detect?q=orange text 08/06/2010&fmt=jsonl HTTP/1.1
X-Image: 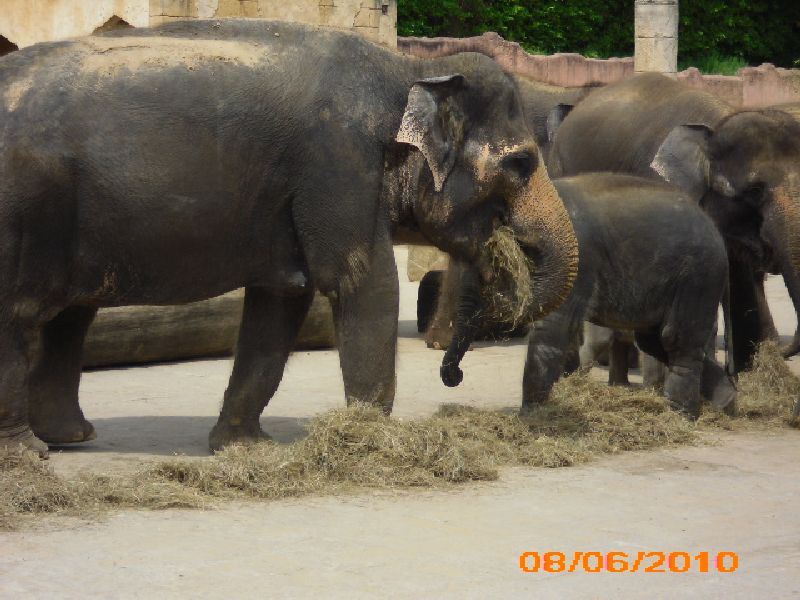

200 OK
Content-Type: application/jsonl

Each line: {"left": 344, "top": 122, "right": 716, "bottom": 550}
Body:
{"left": 518, "top": 551, "right": 739, "bottom": 574}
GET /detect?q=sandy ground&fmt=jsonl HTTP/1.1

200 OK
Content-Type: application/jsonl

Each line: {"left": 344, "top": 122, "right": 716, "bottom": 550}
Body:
{"left": 2, "top": 247, "right": 799, "bottom": 599}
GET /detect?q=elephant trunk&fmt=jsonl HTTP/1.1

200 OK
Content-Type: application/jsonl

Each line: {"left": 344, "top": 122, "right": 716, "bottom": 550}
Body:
{"left": 507, "top": 165, "right": 578, "bottom": 321}
{"left": 440, "top": 166, "right": 579, "bottom": 388}
{"left": 764, "top": 179, "right": 800, "bottom": 358}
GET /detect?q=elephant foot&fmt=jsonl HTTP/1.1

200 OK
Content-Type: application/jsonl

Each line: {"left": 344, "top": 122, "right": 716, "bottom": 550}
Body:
{"left": 208, "top": 418, "right": 270, "bottom": 453}
{"left": 666, "top": 397, "right": 701, "bottom": 421}
{"left": 519, "top": 401, "right": 546, "bottom": 417}
{"left": 29, "top": 403, "right": 96, "bottom": 444}
{"left": 0, "top": 424, "right": 50, "bottom": 458}
{"left": 708, "top": 385, "right": 738, "bottom": 417}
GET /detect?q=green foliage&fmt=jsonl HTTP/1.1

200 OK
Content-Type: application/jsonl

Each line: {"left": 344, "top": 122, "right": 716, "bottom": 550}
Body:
{"left": 678, "top": 53, "right": 749, "bottom": 76}
{"left": 397, "top": 1, "right": 800, "bottom": 69}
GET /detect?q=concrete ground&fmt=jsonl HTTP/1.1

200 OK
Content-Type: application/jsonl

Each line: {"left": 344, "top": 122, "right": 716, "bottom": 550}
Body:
{"left": 2, "top": 247, "right": 799, "bottom": 599}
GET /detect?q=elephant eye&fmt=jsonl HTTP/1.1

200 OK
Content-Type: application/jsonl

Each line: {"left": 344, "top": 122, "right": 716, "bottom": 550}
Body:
{"left": 502, "top": 150, "right": 538, "bottom": 181}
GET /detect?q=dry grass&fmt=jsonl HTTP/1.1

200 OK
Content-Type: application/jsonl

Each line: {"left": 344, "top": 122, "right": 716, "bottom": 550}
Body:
{"left": 700, "top": 341, "right": 800, "bottom": 430}
{"left": 2, "top": 342, "right": 797, "bottom": 531}
{"left": 482, "top": 226, "right": 535, "bottom": 327}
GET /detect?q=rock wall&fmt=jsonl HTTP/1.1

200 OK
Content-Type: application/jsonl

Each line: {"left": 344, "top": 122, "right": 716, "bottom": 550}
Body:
{"left": 0, "top": 0, "right": 397, "bottom": 48}
{"left": 399, "top": 32, "right": 800, "bottom": 109}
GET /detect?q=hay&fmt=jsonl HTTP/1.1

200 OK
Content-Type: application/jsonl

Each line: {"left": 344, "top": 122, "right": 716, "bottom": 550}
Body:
{"left": 482, "top": 226, "right": 535, "bottom": 327}
{"left": 0, "top": 372, "right": 692, "bottom": 530}
{"left": 3, "top": 342, "right": 797, "bottom": 530}
{"left": 699, "top": 341, "right": 800, "bottom": 430}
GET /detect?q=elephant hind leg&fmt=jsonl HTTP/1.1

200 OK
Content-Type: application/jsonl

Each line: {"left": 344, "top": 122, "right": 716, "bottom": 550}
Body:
{"left": 701, "top": 356, "right": 737, "bottom": 415}
{"left": 28, "top": 306, "right": 97, "bottom": 444}
{"left": 608, "top": 333, "right": 633, "bottom": 386}
{"left": 663, "top": 352, "right": 703, "bottom": 420}
{"left": 209, "top": 286, "right": 314, "bottom": 452}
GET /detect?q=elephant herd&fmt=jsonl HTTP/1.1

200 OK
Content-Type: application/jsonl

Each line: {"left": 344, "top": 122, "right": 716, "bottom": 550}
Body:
{"left": 424, "top": 71, "right": 800, "bottom": 419}
{"left": 0, "top": 19, "right": 796, "bottom": 459}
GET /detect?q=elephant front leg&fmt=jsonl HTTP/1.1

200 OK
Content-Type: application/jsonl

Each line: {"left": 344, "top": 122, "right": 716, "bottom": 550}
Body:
{"left": 330, "top": 237, "right": 399, "bottom": 413}
{"left": 0, "top": 319, "right": 49, "bottom": 457}
{"left": 28, "top": 306, "right": 97, "bottom": 444}
{"left": 209, "top": 287, "right": 314, "bottom": 452}
{"left": 522, "top": 301, "right": 583, "bottom": 413}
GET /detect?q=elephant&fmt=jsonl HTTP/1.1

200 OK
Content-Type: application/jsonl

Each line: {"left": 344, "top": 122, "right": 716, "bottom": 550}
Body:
{"left": 578, "top": 323, "right": 642, "bottom": 385}
{"left": 0, "top": 20, "right": 579, "bottom": 456}
{"left": 440, "top": 173, "right": 736, "bottom": 419}
{"left": 547, "top": 72, "right": 800, "bottom": 373}
{"left": 420, "top": 76, "right": 600, "bottom": 349}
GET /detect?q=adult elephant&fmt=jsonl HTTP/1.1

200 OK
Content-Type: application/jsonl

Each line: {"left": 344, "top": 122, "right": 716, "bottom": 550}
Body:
{"left": 549, "top": 72, "right": 800, "bottom": 372}
{"left": 0, "top": 21, "right": 578, "bottom": 456}
{"left": 420, "top": 76, "right": 599, "bottom": 348}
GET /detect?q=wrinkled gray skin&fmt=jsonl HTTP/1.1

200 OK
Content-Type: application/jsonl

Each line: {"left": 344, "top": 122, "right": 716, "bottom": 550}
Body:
{"left": 0, "top": 21, "right": 579, "bottom": 456}
{"left": 421, "top": 76, "right": 600, "bottom": 349}
{"left": 549, "top": 72, "right": 800, "bottom": 374}
{"left": 441, "top": 174, "right": 736, "bottom": 419}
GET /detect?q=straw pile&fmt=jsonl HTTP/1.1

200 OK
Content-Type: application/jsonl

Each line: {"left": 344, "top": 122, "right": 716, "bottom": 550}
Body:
{"left": 2, "top": 343, "right": 797, "bottom": 531}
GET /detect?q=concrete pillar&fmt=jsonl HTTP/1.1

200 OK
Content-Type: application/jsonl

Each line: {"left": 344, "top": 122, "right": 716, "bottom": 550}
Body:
{"left": 635, "top": 0, "right": 678, "bottom": 76}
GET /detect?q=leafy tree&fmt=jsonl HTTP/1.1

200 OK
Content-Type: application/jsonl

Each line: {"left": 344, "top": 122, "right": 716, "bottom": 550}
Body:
{"left": 397, "top": 1, "right": 800, "bottom": 68}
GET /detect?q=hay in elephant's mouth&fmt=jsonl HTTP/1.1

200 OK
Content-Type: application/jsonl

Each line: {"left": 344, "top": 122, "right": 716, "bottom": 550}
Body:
{"left": 482, "top": 226, "right": 535, "bottom": 327}
{"left": 3, "top": 341, "right": 798, "bottom": 530}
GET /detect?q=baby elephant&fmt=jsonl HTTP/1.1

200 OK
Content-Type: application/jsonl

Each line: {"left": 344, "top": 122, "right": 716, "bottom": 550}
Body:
{"left": 441, "top": 173, "right": 736, "bottom": 419}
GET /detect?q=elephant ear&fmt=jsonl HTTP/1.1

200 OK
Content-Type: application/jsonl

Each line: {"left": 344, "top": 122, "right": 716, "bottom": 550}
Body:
{"left": 546, "top": 103, "right": 575, "bottom": 143}
{"left": 651, "top": 124, "right": 713, "bottom": 202}
{"left": 396, "top": 74, "right": 466, "bottom": 192}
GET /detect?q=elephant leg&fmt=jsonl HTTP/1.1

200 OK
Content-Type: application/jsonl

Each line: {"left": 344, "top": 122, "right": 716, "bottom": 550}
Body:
{"left": 635, "top": 331, "right": 668, "bottom": 390}
{"left": 579, "top": 323, "right": 610, "bottom": 367}
{"left": 330, "top": 235, "right": 399, "bottom": 413}
{"left": 755, "top": 273, "right": 778, "bottom": 341}
{"left": 641, "top": 353, "right": 666, "bottom": 390}
{"left": 425, "top": 257, "right": 457, "bottom": 350}
{"left": 728, "top": 256, "right": 762, "bottom": 372}
{"left": 28, "top": 306, "right": 97, "bottom": 444}
{"left": 209, "top": 286, "right": 314, "bottom": 451}
{"left": 417, "top": 270, "right": 443, "bottom": 333}
{"left": 699, "top": 327, "right": 737, "bottom": 414}
{"left": 700, "top": 356, "right": 738, "bottom": 415}
{"left": 608, "top": 333, "right": 632, "bottom": 386}
{"left": 0, "top": 316, "right": 49, "bottom": 457}
{"left": 522, "top": 299, "right": 583, "bottom": 412}
{"left": 663, "top": 350, "right": 703, "bottom": 420}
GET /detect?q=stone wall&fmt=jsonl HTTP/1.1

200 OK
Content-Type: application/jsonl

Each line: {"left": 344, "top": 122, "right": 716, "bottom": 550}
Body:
{"left": 0, "top": 0, "right": 397, "bottom": 48}
{"left": 399, "top": 32, "right": 800, "bottom": 109}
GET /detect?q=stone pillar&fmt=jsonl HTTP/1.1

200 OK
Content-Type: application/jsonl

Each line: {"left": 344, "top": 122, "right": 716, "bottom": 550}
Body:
{"left": 634, "top": 0, "right": 678, "bottom": 76}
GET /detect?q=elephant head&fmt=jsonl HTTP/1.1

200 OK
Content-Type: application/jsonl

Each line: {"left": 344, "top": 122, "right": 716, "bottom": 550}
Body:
{"left": 393, "top": 61, "right": 579, "bottom": 320}
{"left": 651, "top": 109, "right": 800, "bottom": 365}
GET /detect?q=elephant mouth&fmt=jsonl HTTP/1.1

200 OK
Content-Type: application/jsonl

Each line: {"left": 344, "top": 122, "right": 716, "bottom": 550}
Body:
{"left": 479, "top": 226, "right": 536, "bottom": 326}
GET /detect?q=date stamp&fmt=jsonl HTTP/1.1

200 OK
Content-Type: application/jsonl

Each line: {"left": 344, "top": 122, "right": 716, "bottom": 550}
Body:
{"left": 519, "top": 551, "right": 739, "bottom": 574}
